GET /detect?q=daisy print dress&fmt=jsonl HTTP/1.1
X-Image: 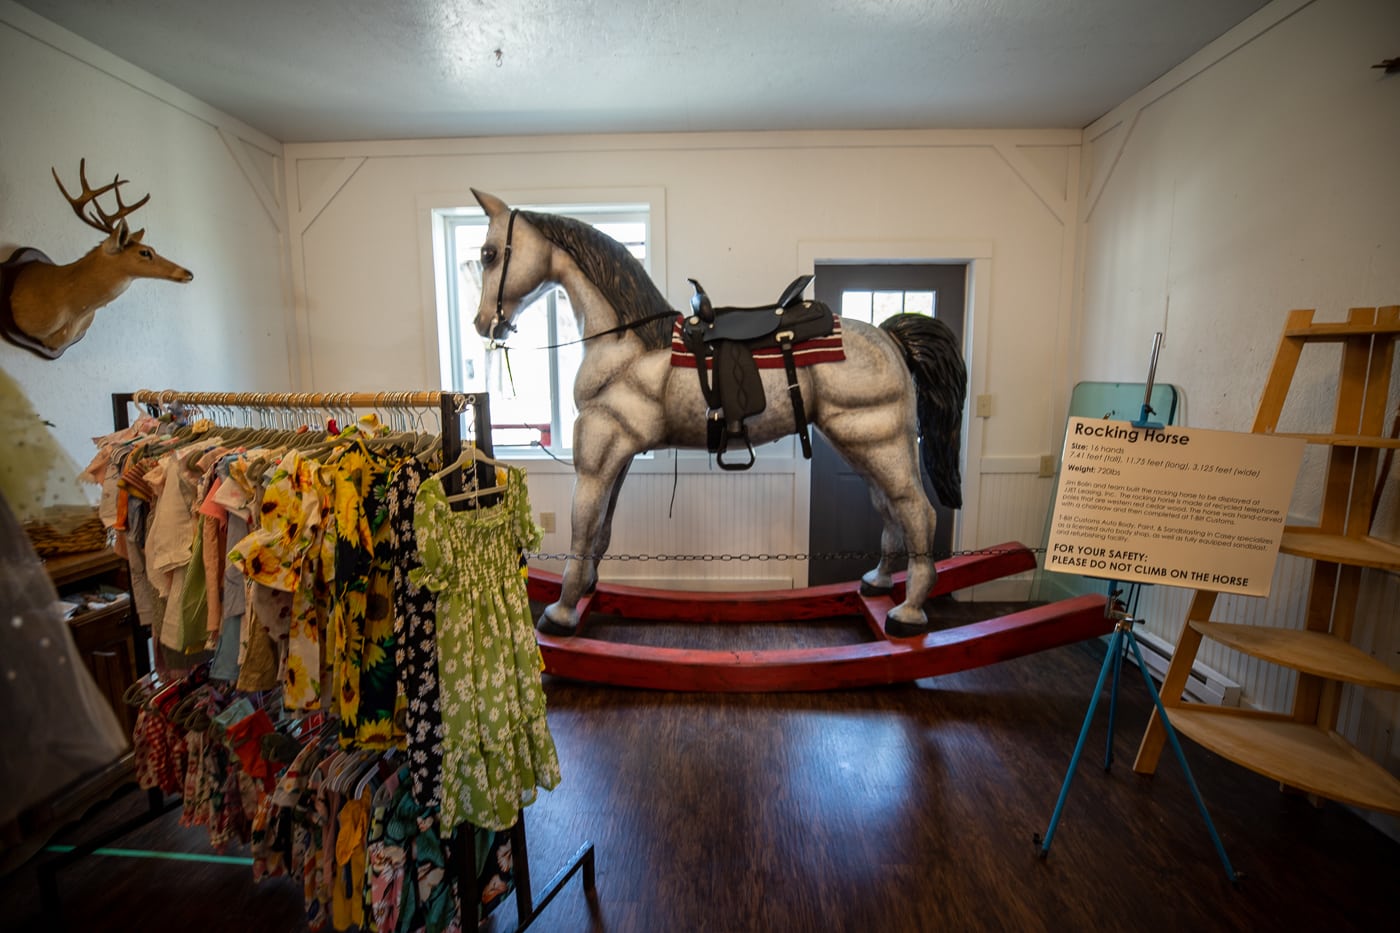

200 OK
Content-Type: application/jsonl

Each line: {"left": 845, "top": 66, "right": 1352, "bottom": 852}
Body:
{"left": 410, "top": 466, "right": 560, "bottom": 832}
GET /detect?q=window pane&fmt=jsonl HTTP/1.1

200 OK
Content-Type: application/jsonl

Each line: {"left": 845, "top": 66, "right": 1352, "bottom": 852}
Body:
{"left": 871, "top": 291, "right": 904, "bottom": 325}
{"left": 554, "top": 291, "right": 583, "bottom": 450}
{"left": 452, "top": 222, "right": 489, "bottom": 391}
{"left": 904, "top": 291, "right": 935, "bottom": 316}
{"left": 841, "top": 290, "right": 872, "bottom": 321}
{"left": 485, "top": 295, "right": 553, "bottom": 435}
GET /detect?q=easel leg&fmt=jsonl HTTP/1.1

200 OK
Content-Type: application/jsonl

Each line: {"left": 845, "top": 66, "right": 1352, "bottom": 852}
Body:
{"left": 1104, "top": 634, "right": 1127, "bottom": 771}
{"left": 1035, "top": 627, "right": 1122, "bottom": 857}
{"left": 1035, "top": 621, "right": 1240, "bottom": 884}
{"left": 1124, "top": 630, "right": 1240, "bottom": 884}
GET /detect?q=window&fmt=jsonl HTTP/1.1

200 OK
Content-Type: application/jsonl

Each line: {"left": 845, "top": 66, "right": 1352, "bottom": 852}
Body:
{"left": 839, "top": 289, "right": 935, "bottom": 325}
{"left": 434, "top": 202, "right": 652, "bottom": 452}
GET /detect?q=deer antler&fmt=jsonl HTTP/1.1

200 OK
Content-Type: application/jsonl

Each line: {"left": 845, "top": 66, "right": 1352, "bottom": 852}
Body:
{"left": 51, "top": 158, "right": 151, "bottom": 234}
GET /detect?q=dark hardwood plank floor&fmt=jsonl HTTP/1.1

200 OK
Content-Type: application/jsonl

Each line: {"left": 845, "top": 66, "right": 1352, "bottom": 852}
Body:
{"left": 3, "top": 605, "right": 1397, "bottom": 932}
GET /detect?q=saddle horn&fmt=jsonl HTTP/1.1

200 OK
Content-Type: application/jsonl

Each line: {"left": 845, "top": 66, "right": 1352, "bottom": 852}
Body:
{"left": 687, "top": 278, "right": 714, "bottom": 324}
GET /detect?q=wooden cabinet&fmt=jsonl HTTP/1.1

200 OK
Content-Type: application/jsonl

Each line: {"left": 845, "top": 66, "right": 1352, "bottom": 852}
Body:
{"left": 1134, "top": 307, "right": 1400, "bottom": 815}
{"left": 44, "top": 548, "right": 145, "bottom": 737}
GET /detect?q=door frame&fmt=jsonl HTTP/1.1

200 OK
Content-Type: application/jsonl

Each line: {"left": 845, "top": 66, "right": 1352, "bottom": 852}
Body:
{"left": 795, "top": 238, "right": 994, "bottom": 588}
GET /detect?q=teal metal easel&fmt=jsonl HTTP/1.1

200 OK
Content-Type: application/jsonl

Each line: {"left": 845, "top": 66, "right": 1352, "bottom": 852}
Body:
{"left": 1033, "top": 333, "right": 1240, "bottom": 884}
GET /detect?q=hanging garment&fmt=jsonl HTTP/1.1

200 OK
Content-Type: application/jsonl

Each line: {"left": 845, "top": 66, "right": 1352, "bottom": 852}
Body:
{"left": 410, "top": 468, "right": 560, "bottom": 833}
{"left": 332, "top": 794, "right": 370, "bottom": 931}
{"left": 366, "top": 767, "right": 408, "bottom": 933}
{"left": 363, "top": 780, "right": 461, "bottom": 933}
{"left": 329, "top": 446, "right": 404, "bottom": 749}
{"left": 387, "top": 459, "right": 446, "bottom": 807}
{"left": 229, "top": 449, "right": 336, "bottom": 711}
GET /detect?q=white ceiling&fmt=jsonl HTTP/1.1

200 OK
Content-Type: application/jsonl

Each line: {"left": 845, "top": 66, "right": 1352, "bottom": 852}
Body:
{"left": 18, "top": 0, "right": 1272, "bottom": 143}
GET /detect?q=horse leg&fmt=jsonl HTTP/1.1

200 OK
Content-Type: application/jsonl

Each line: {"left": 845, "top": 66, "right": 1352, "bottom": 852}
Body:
{"left": 858, "top": 485, "right": 903, "bottom": 595}
{"left": 585, "top": 459, "right": 633, "bottom": 595}
{"left": 539, "top": 426, "right": 638, "bottom": 636}
{"left": 832, "top": 435, "right": 938, "bottom": 637}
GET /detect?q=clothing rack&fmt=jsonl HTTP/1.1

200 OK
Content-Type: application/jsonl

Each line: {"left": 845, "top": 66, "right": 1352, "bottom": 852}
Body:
{"left": 114, "top": 390, "right": 493, "bottom": 497}
{"left": 97, "top": 389, "right": 596, "bottom": 931}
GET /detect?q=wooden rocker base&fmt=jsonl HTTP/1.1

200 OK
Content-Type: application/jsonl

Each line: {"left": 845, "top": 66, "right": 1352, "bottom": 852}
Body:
{"left": 527, "top": 542, "right": 1112, "bottom": 691}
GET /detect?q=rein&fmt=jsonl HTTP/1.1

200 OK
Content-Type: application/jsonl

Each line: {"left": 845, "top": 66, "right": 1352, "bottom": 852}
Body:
{"left": 538, "top": 310, "right": 678, "bottom": 350}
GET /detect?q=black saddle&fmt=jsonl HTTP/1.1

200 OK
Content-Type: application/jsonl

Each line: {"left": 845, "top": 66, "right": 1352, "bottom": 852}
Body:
{"left": 680, "top": 274, "right": 834, "bottom": 470}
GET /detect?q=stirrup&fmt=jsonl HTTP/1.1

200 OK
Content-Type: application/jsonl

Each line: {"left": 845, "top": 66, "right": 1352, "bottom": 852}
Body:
{"left": 716, "top": 425, "right": 757, "bottom": 471}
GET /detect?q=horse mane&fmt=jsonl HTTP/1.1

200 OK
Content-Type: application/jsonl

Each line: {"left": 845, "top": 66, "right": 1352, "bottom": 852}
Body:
{"left": 521, "top": 210, "right": 676, "bottom": 352}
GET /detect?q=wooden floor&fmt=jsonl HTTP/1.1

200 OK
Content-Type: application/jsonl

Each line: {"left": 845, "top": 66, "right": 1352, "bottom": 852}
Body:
{"left": 4, "top": 603, "right": 1398, "bottom": 932}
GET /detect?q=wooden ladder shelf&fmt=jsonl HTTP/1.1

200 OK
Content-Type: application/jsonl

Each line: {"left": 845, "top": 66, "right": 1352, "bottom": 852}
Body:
{"left": 1133, "top": 306, "right": 1400, "bottom": 815}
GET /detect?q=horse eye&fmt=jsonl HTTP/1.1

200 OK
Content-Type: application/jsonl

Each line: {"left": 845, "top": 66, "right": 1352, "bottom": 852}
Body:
{"left": 480, "top": 245, "right": 498, "bottom": 265}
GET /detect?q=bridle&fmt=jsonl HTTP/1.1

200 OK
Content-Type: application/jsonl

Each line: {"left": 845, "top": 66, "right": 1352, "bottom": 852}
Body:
{"left": 487, "top": 209, "right": 519, "bottom": 345}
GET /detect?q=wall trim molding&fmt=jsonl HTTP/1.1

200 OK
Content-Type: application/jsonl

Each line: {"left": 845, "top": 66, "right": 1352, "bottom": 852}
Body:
{"left": 1080, "top": 0, "right": 1315, "bottom": 218}
{"left": 1, "top": 0, "right": 281, "bottom": 155}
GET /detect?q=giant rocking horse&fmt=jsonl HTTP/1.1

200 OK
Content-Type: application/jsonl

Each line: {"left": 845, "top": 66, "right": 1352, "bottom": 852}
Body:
{"left": 468, "top": 190, "right": 1109, "bottom": 690}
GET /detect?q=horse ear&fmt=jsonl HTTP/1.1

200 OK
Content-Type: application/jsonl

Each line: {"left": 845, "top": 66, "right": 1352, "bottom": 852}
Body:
{"left": 471, "top": 189, "right": 509, "bottom": 219}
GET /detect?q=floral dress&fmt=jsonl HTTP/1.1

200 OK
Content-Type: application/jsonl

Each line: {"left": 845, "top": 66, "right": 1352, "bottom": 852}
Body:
{"left": 227, "top": 449, "right": 336, "bottom": 710}
{"left": 410, "top": 468, "right": 560, "bottom": 832}
{"left": 387, "top": 459, "right": 446, "bottom": 807}
{"left": 330, "top": 446, "right": 404, "bottom": 749}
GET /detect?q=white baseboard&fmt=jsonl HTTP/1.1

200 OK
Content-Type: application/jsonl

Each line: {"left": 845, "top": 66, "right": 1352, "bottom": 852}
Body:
{"left": 1128, "top": 627, "right": 1242, "bottom": 707}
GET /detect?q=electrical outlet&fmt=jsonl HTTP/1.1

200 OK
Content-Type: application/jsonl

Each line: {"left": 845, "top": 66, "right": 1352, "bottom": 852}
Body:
{"left": 1039, "top": 455, "right": 1055, "bottom": 477}
{"left": 539, "top": 511, "right": 556, "bottom": 533}
{"left": 975, "top": 394, "right": 993, "bottom": 418}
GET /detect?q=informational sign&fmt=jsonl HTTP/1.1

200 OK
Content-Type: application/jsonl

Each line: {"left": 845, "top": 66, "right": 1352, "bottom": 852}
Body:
{"left": 1045, "top": 418, "right": 1305, "bottom": 597}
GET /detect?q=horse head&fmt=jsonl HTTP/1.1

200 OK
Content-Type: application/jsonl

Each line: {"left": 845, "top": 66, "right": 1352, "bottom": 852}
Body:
{"left": 470, "top": 189, "right": 556, "bottom": 344}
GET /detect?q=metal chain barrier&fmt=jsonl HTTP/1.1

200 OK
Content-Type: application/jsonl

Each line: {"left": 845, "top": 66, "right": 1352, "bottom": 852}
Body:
{"left": 526, "top": 546, "right": 1048, "bottom": 563}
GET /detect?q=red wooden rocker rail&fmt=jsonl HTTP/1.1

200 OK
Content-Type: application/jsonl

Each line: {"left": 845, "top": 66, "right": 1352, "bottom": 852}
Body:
{"left": 527, "top": 542, "right": 1112, "bottom": 691}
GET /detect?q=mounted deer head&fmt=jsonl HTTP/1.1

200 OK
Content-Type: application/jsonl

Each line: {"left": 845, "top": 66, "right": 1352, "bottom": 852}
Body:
{"left": 0, "top": 159, "right": 193, "bottom": 359}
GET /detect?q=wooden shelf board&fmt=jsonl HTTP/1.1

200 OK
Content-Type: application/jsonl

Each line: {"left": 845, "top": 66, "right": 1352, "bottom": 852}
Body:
{"left": 42, "top": 548, "right": 123, "bottom": 588}
{"left": 1284, "top": 320, "right": 1400, "bottom": 340}
{"left": 1189, "top": 621, "right": 1400, "bottom": 690}
{"left": 1169, "top": 706, "right": 1400, "bottom": 816}
{"left": 1279, "top": 528, "right": 1400, "bottom": 572}
{"left": 1266, "top": 432, "right": 1400, "bottom": 449}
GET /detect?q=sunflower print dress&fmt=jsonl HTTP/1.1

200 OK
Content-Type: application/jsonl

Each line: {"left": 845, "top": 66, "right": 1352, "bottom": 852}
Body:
{"left": 330, "top": 446, "right": 406, "bottom": 749}
{"left": 410, "top": 467, "right": 560, "bottom": 832}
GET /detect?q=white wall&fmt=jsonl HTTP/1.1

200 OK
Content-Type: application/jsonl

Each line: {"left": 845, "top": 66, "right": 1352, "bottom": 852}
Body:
{"left": 284, "top": 132, "right": 1081, "bottom": 590}
{"left": 1076, "top": 0, "right": 1400, "bottom": 835}
{"left": 0, "top": 2, "right": 293, "bottom": 471}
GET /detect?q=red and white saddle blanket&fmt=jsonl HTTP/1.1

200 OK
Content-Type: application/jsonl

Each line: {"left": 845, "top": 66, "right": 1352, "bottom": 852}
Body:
{"left": 668, "top": 315, "right": 846, "bottom": 368}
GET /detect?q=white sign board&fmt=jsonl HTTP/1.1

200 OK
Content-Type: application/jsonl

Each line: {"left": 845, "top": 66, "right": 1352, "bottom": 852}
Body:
{"left": 1045, "top": 418, "right": 1305, "bottom": 597}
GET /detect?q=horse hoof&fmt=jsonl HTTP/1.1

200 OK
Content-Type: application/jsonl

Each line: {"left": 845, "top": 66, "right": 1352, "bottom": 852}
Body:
{"left": 537, "top": 615, "right": 579, "bottom": 637}
{"left": 859, "top": 579, "right": 894, "bottom": 597}
{"left": 884, "top": 618, "right": 927, "bottom": 638}
{"left": 884, "top": 614, "right": 929, "bottom": 639}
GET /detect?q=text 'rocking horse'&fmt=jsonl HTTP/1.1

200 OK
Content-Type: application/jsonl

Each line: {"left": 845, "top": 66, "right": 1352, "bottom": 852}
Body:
{"left": 469, "top": 190, "right": 967, "bottom": 638}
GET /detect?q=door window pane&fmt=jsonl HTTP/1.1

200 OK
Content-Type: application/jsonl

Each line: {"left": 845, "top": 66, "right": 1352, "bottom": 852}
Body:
{"left": 841, "top": 290, "right": 872, "bottom": 321}
{"left": 871, "top": 291, "right": 905, "bottom": 324}
{"left": 904, "top": 291, "right": 935, "bottom": 316}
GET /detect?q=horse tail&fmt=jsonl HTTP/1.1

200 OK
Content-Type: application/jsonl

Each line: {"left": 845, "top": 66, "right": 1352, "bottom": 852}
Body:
{"left": 878, "top": 313, "right": 967, "bottom": 509}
